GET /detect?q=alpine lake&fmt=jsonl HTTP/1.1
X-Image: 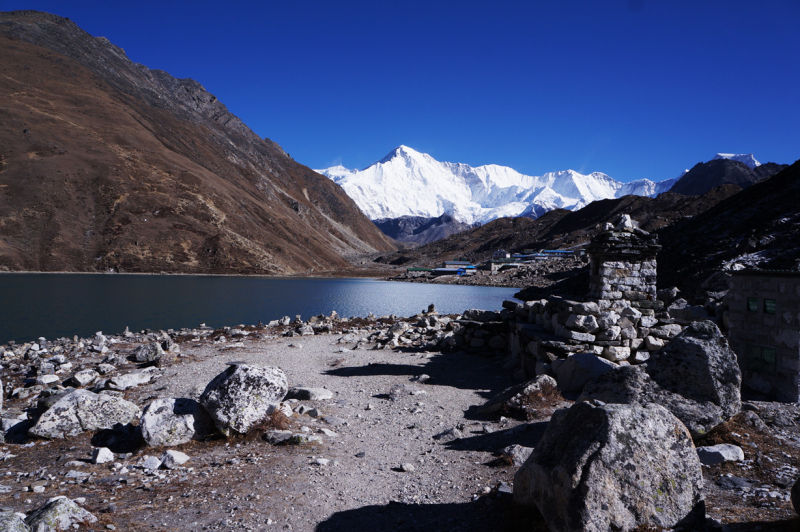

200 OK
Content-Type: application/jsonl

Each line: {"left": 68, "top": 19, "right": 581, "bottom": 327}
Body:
{"left": 0, "top": 273, "right": 518, "bottom": 343}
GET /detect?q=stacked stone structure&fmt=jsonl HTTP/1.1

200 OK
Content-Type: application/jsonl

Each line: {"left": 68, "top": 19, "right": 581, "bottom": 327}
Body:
{"left": 506, "top": 215, "right": 684, "bottom": 382}
{"left": 587, "top": 215, "right": 661, "bottom": 308}
{"left": 726, "top": 269, "right": 800, "bottom": 402}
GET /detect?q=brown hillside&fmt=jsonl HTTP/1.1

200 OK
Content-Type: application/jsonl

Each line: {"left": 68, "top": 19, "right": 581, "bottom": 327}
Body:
{"left": 0, "top": 11, "right": 394, "bottom": 274}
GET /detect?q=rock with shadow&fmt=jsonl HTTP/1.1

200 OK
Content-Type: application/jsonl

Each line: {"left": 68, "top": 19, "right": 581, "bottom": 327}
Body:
{"left": 514, "top": 401, "right": 704, "bottom": 532}
{"left": 580, "top": 320, "right": 741, "bottom": 436}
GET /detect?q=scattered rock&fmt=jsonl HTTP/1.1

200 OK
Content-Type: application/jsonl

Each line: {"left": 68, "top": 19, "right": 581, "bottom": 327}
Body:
{"left": 92, "top": 447, "right": 114, "bottom": 464}
{"left": 263, "top": 430, "right": 293, "bottom": 445}
{"left": 28, "top": 389, "right": 141, "bottom": 440}
{"left": 0, "top": 512, "right": 28, "bottom": 532}
{"left": 133, "top": 342, "right": 165, "bottom": 363}
{"left": 285, "top": 387, "right": 333, "bottom": 401}
{"left": 499, "top": 444, "right": 533, "bottom": 466}
{"left": 433, "top": 427, "right": 462, "bottom": 442}
{"left": 140, "top": 456, "right": 162, "bottom": 470}
{"left": 555, "top": 352, "right": 616, "bottom": 393}
{"left": 160, "top": 450, "right": 189, "bottom": 469}
{"left": 67, "top": 369, "right": 98, "bottom": 388}
{"left": 25, "top": 497, "right": 97, "bottom": 531}
{"left": 400, "top": 463, "right": 415, "bottom": 472}
{"left": 478, "top": 374, "right": 558, "bottom": 416}
{"left": 514, "top": 401, "right": 703, "bottom": 532}
{"left": 106, "top": 370, "right": 151, "bottom": 391}
{"left": 697, "top": 444, "right": 745, "bottom": 465}
{"left": 140, "top": 398, "right": 216, "bottom": 447}
{"left": 199, "top": 364, "right": 288, "bottom": 436}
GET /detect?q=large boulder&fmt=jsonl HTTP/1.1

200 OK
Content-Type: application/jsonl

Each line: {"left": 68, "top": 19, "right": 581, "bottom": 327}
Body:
{"left": 555, "top": 352, "right": 616, "bottom": 393}
{"left": 582, "top": 321, "right": 741, "bottom": 436}
{"left": 140, "top": 398, "right": 216, "bottom": 446}
{"left": 0, "top": 512, "right": 29, "bottom": 532}
{"left": 199, "top": 363, "right": 288, "bottom": 436}
{"left": 133, "top": 342, "right": 165, "bottom": 363}
{"left": 25, "top": 497, "right": 97, "bottom": 531}
{"left": 28, "top": 390, "right": 141, "bottom": 439}
{"left": 514, "top": 401, "right": 704, "bottom": 532}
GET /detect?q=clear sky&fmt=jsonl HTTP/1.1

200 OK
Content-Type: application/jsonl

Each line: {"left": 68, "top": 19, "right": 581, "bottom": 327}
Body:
{"left": 2, "top": 0, "right": 798, "bottom": 182}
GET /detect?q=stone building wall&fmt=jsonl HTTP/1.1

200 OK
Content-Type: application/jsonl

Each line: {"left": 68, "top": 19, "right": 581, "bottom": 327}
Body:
{"left": 504, "top": 215, "right": 685, "bottom": 383}
{"left": 587, "top": 215, "right": 661, "bottom": 308}
{"left": 725, "top": 270, "right": 800, "bottom": 402}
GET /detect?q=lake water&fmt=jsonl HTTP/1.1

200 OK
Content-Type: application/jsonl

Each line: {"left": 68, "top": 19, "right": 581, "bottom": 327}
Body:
{"left": 0, "top": 274, "right": 519, "bottom": 343}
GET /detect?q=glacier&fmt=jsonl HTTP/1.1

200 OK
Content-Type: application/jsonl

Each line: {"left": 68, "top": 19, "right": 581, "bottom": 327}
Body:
{"left": 316, "top": 146, "right": 677, "bottom": 225}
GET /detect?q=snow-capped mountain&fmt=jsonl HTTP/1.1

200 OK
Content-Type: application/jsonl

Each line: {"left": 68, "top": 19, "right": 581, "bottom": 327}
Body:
{"left": 712, "top": 153, "right": 761, "bottom": 169}
{"left": 316, "top": 146, "right": 674, "bottom": 225}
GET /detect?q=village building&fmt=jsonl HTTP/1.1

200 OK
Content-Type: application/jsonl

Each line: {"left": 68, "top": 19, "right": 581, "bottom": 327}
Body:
{"left": 725, "top": 269, "right": 800, "bottom": 402}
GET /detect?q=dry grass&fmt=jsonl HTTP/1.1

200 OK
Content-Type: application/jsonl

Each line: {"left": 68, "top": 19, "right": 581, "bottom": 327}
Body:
{"left": 242, "top": 409, "right": 292, "bottom": 442}
{"left": 501, "top": 382, "right": 566, "bottom": 421}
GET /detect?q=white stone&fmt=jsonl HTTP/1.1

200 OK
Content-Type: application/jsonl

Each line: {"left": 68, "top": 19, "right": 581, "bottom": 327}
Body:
{"left": 696, "top": 444, "right": 745, "bottom": 465}
{"left": 645, "top": 336, "right": 666, "bottom": 351}
{"left": 160, "top": 450, "right": 190, "bottom": 469}
{"left": 140, "top": 398, "right": 216, "bottom": 447}
{"left": 28, "top": 390, "right": 141, "bottom": 440}
{"left": 92, "top": 447, "right": 114, "bottom": 464}
{"left": 106, "top": 371, "right": 151, "bottom": 391}
{"left": 603, "top": 346, "right": 630, "bottom": 362}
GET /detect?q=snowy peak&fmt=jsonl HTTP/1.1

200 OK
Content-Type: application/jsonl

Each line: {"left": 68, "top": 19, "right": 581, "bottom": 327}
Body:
{"left": 317, "top": 148, "right": 763, "bottom": 226}
{"left": 712, "top": 153, "right": 761, "bottom": 169}
{"left": 317, "top": 147, "right": 675, "bottom": 225}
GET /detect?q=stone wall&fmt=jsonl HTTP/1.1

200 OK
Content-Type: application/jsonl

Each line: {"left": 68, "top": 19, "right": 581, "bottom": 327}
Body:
{"left": 500, "top": 215, "right": 687, "bottom": 384}
{"left": 506, "top": 295, "right": 682, "bottom": 380}
{"left": 587, "top": 215, "right": 660, "bottom": 308}
{"left": 726, "top": 270, "right": 800, "bottom": 402}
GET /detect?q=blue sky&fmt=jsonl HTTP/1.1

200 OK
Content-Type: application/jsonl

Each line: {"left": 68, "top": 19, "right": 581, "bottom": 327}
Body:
{"left": 2, "top": 0, "right": 798, "bottom": 182}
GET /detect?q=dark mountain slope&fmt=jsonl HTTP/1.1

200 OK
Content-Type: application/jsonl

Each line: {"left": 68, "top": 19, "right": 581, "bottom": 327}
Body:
{"left": 0, "top": 11, "right": 394, "bottom": 274}
{"left": 658, "top": 159, "right": 800, "bottom": 299}
{"left": 372, "top": 214, "right": 477, "bottom": 244}
{"left": 378, "top": 186, "right": 741, "bottom": 267}
{"left": 670, "top": 159, "right": 787, "bottom": 196}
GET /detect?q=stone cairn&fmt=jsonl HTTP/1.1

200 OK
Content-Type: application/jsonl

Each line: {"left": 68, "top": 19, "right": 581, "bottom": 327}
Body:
{"left": 504, "top": 214, "right": 687, "bottom": 381}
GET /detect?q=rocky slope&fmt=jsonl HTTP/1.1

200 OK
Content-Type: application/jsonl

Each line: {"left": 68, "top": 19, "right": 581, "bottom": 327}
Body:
{"left": 0, "top": 11, "right": 394, "bottom": 274}
{"left": 376, "top": 184, "right": 742, "bottom": 268}
{"left": 658, "top": 159, "right": 800, "bottom": 299}
{"left": 670, "top": 159, "right": 787, "bottom": 196}
{"left": 372, "top": 213, "right": 477, "bottom": 245}
{"left": 1, "top": 308, "right": 799, "bottom": 530}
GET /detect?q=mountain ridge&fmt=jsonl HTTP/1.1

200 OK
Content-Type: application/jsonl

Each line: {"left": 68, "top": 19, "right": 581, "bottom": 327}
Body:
{"left": 317, "top": 146, "right": 683, "bottom": 225}
{"left": 0, "top": 10, "right": 395, "bottom": 274}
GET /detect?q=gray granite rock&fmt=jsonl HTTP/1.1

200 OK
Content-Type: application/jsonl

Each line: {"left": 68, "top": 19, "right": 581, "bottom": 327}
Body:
{"left": 199, "top": 364, "right": 288, "bottom": 436}
{"left": 514, "top": 401, "right": 704, "bottom": 532}
{"left": 582, "top": 321, "right": 741, "bottom": 436}
{"left": 28, "top": 390, "right": 140, "bottom": 439}
{"left": 25, "top": 497, "right": 97, "bottom": 531}
{"left": 140, "top": 398, "right": 216, "bottom": 446}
